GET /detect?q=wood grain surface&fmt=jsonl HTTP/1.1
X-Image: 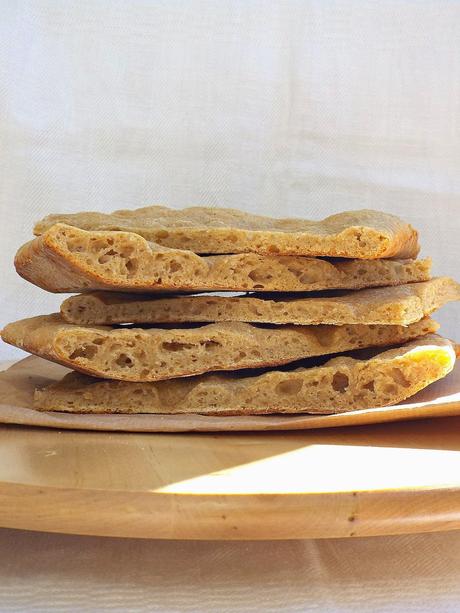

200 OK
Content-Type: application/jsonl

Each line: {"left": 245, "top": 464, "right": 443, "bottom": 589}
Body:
{"left": 2, "top": 357, "right": 460, "bottom": 540}
{"left": 1, "top": 417, "right": 460, "bottom": 539}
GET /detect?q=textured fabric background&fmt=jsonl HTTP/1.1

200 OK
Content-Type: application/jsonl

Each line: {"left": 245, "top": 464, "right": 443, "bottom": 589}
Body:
{"left": 0, "top": 527, "right": 460, "bottom": 613}
{"left": 1, "top": 3, "right": 460, "bottom": 611}
{"left": 1, "top": 0, "right": 460, "bottom": 359}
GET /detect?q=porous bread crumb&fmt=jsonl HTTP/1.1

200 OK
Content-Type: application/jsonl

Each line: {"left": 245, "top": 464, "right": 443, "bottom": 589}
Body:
{"left": 0, "top": 314, "right": 437, "bottom": 382}
{"left": 33, "top": 334, "right": 455, "bottom": 415}
{"left": 15, "top": 224, "right": 430, "bottom": 294}
{"left": 60, "top": 277, "right": 460, "bottom": 326}
{"left": 33, "top": 207, "right": 419, "bottom": 259}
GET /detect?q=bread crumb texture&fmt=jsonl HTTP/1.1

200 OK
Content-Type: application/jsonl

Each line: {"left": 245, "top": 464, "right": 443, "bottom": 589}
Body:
{"left": 33, "top": 207, "right": 419, "bottom": 258}
{"left": 1, "top": 314, "right": 438, "bottom": 382}
{"left": 61, "top": 277, "right": 459, "bottom": 326}
{"left": 33, "top": 334, "right": 455, "bottom": 415}
{"left": 16, "top": 224, "right": 429, "bottom": 293}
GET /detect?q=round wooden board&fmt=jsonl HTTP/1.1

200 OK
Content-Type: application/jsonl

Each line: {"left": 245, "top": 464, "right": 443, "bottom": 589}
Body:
{"left": 2, "top": 416, "right": 460, "bottom": 540}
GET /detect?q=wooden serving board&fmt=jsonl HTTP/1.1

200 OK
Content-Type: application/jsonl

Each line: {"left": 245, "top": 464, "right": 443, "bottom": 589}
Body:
{"left": 1, "top": 416, "right": 460, "bottom": 539}
{"left": 1, "top": 357, "right": 460, "bottom": 539}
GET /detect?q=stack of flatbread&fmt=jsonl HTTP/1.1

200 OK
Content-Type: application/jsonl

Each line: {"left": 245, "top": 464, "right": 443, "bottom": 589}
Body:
{"left": 2, "top": 206, "right": 459, "bottom": 417}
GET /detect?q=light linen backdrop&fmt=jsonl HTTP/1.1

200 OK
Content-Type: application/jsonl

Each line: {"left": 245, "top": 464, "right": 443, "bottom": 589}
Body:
{"left": 1, "top": 0, "right": 460, "bottom": 360}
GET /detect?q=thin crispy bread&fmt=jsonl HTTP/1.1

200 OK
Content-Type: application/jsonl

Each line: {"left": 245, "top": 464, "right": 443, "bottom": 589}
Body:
{"left": 61, "top": 278, "right": 460, "bottom": 326}
{"left": 15, "top": 224, "right": 430, "bottom": 294}
{"left": 33, "top": 335, "right": 455, "bottom": 415}
{"left": 0, "top": 315, "right": 437, "bottom": 382}
{"left": 33, "top": 207, "right": 419, "bottom": 259}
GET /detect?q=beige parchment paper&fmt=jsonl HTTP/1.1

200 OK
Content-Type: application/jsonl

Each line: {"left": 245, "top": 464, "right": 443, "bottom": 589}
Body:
{"left": 1, "top": 356, "right": 460, "bottom": 432}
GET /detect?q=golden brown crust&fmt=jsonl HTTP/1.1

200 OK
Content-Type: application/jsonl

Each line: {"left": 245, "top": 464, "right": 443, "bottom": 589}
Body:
{"left": 61, "top": 278, "right": 460, "bottom": 326}
{"left": 33, "top": 335, "right": 455, "bottom": 415}
{"left": 16, "top": 224, "right": 430, "bottom": 294}
{"left": 33, "top": 207, "right": 419, "bottom": 258}
{"left": 1, "top": 314, "right": 438, "bottom": 382}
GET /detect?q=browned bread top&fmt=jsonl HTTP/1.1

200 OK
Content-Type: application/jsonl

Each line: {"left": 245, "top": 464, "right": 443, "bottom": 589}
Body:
{"left": 33, "top": 207, "right": 419, "bottom": 259}
{"left": 15, "top": 223, "right": 430, "bottom": 294}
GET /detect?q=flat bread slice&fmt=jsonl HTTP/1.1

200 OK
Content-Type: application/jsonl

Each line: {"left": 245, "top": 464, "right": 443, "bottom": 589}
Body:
{"left": 0, "top": 315, "right": 437, "bottom": 382}
{"left": 33, "top": 207, "right": 419, "bottom": 259}
{"left": 33, "top": 334, "right": 455, "bottom": 415}
{"left": 15, "top": 224, "right": 430, "bottom": 294}
{"left": 61, "top": 277, "right": 460, "bottom": 326}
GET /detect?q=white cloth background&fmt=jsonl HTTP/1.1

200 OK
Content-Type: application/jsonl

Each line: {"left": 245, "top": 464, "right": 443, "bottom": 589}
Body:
{"left": 1, "top": 527, "right": 460, "bottom": 613}
{"left": 1, "top": 0, "right": 460, "bottom": 358}
{"left": 1, "top": 2, "right": 460, "bottom": 612}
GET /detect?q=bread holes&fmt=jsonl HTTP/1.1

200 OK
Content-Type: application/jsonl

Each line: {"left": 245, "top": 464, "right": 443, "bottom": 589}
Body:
{"left": 363, "top": 380, "right": 375, "bottom": 392}
{"left": 354, "top": 231, "right": 365, "bottom": 247}
{"left": 92, "top": 239, "right": 115, "bottom": 252}
{"left": 69, "top": 343, "right": 98, "bottom": 360}
{"left": 383, "top": 383, "right": 398, "bottom": 395}
{"left": 314, "top": 327, "right": 337, "bottom": 348}
{"left": 65, "top": 237, "right": 84, "bottom": 253}
{"left": 125, "top": 259, "right": 138, "bottom": 276}
{"left": 168, "top": 260, "right": 182, "bottom": 273}
{"left": 275, "top": 379, "right": 303, "bottom": 395}
{"left": 114, "top": 353, "right": 134, "bottom": 368}
{"left": 248, "top": 268, "right": 273, "bottom": 284}
{"left": 161, "top": 341, "right": 195, "bottom": 352}
{"left": 286, "top": 267, "right": 302, "bottom": 278}
{"left": 299, "top": 273, "right": 317, "bottom": 284}
{"left": 390, "top": 367, "right": 411, "bottom": 388}
{"left": 202, "top": 340, "right": 221, "bottom": 351}
{"left": 97, "top": 249, "right": 118, "bottom": 264}
{"left": 118, "top": 245, "right": 135, "bottom": 258}
{"left": 332, "top": 372, "right": 349, "bottom": 393}
{"left": 250, "top": 304, "right": 264, "bottom": 317}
